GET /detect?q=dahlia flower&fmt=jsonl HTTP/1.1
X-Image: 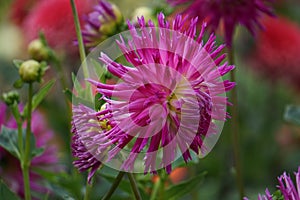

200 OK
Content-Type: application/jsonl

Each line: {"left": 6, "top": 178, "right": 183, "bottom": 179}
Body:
{"left": 168, "top": 0, "right": 274, "bottom": 46}
{"left": 72, "top": 13, "right": 234, "bottom": 177}
{"left": 81, "top": 0, "right": 123, "bottom": 48}
{"left": 0, "top": 103, "right": 59, "bottom": 198}
{"left": 244, "top": 167, "right": 300, "bottom": 200}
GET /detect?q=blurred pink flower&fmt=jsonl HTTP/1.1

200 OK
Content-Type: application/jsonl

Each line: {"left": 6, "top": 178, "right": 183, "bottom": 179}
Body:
{"left": 168, "top": 0, "right": 274, "bottom": 46}
{"left": 10, "top": 0, "right": 38, "bottom": 25}
{"left": 22, "top": 0, "right": 93, "bottom": 52}
{"left": 0, "top": 103, "right": 59, "bottom": 198}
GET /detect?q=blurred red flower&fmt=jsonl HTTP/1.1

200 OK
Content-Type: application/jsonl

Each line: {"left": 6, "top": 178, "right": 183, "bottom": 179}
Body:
{"left": 251, "top": 16, "right": 300, "bottom": 89}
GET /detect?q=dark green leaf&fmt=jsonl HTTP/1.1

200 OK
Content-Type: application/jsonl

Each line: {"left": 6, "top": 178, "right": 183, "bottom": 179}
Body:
{"left": 29, "top": 131, "right": 45, "bottom": 159}
{"left": 284, "top": 105, "right": 300, "bottom": 126}
{"left": 0, "top": 180, "right": 20, "bottom": 200}
{"left": 63, "top": 88, "right": 73, "bottom": 103}
{"left": 0, "top": 126, "right": 20, "bottom": 159}
{"left": 0, "top": 126, "right": 45, "bottom": 160}
{"left": 165, "top": 171, "right": 207, "bottom": 200}
{"left": 23, "top": 79, "right": 55, "bottom": 117}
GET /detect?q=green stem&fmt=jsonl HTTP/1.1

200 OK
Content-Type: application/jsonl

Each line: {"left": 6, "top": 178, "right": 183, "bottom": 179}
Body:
{"left": 228, "top": 47, "right": 244, "bottom": 199}
{"left": 70, "top": 0, "right": 92, "bottom": 101}
{"left": 84, "top": 177, "right": 94, "bottom": 200}
{"left": 101, "top": 171, "right": 125, "bottom": 200}
{"left": 23, "top": 83, "right": 33, "bottom": 200}
{"left": 150, "top": 177, "right": 161, "bottom": 200}
{"left": 127, "top": 173, "right": 142, "bottom": 200}
{"left": 70, "top": 0, "right": 87, "bottom": 74}
{"left": 10, "top": 103, "right": 23, "bottom": 159}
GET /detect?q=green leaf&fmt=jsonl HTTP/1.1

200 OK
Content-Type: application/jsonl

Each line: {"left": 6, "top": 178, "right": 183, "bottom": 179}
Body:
{"left": 0, "top": 126, "right": 45, "bottom": 160}
{"left": 165, "top": 171, "right": 207, "bottom": 200}
{"left": 13, "top": 59, "right": 23, "bottom": 69}
{"left": 63, "top": 88, "right": 73, "bottom": 103}
{"left": 23, "top": 79, "right": 55, "bottom": 117}
{"left": 284, "top": 105, "right": 300, "bottom": 126}
{"left": 72, "top": 73, "right": 82, "bottom": 96}
{"left": 0, "top": 126, "right": 20, "bottom": 159}
{"left": 29, "top": 130, "right": 45, "bottom": 159}
{"left": 0, "top": 180, "right": 20, "bottom": 200}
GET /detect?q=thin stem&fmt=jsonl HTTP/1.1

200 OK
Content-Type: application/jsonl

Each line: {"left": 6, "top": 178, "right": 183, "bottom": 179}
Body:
{"left": 70, "top": 0, "right": 92, "bottom": 101}
{"left": 150, "top": 177, "right": 161, "bottom": 200}
{"left": 10, "top": 103, "right": 23, "bottom": 159}
{"left": 23, "top": 83, "right": 33, "bottom": 200}
{"left": 101, "top": 171, "right": 125, "bottom": 200}
{"left": 84, "top": 177, "right": 94, "bottom": 200}
{"left": 69, "top": 0, "right": 88, "bottom": 75}
{"left": 127, "top": 173, "right": 142, "bottom": 200}
{"left": 228, "top": 46, "right": 244, "bottom": 199}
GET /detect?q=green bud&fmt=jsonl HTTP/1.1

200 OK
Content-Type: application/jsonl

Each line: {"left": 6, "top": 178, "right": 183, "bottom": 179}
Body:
{"left": 111, "top": 4, "right": 123, "bottom": 24}
{"left": 2, "top": 91, "right": 20, "bottom": 106}
{"left": 19, "top": 60, "right": 41, "bottom": 83}
{"left": 28, "top": 39, "right": 49, "bottom": 61}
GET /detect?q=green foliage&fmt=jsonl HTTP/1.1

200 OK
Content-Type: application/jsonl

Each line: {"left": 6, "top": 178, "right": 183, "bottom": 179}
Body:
{"left": 23, "top": 79, "right": 55, "bottom": 118}
{"left": 165, "top": 171, "right": 206, "bottom": 200}
{"left": 0, "top": 180, "right": 20, "bottom": 200}
{"left": 0, "top": 126, "right": 44, "bottom": 160}
{"left": 0, "top": 126, "right": 21, "bottom": 159}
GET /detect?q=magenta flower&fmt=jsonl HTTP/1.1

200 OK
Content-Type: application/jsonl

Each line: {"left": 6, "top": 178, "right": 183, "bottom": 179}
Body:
{"left": 71, "top": 105, "right": 102, "bottom": 183}
{"left": 244, "top": 167, "right": 300, "bottom": 200}
{"left": 72, "top": 13, "right": 234, "bottom": 178}
{"left": 168, "top": 0, "right": 274, "bottom": 46}
{"left": 277, "top": 168, "right": 300, "bottom": 200}
{"left": 0, "top": 103, "right": 59, "bottom": 198}
{"left": 81, "top": 0, "right": 123, "bottom": 48}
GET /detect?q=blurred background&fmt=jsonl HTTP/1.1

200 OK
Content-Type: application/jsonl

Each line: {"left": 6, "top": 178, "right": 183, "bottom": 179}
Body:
{"left": 0, "top": 0, "right": 299, "bottom": 199}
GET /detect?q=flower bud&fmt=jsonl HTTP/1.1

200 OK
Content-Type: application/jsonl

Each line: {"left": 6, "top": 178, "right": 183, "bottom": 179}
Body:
{"left": 19, "top": 60, "right": 41, "bottom": 83}
{"left": 131, "top": 7, "right": 155, "bottom": 23}
{"left": 28, "top": 39, "right": 49, "bottom": 61}
{"left": 111, "top": 4, "right": 122, "bottom": 24}
{"left": 2, "top": 91, "right": 20, "bottom": 106}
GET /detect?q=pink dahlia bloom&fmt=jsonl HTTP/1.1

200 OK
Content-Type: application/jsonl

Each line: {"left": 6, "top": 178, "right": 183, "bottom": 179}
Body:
{"left": 0, "top": 103, "right": 59, "bottom": 198}
{"left": 244, "top": 167, "right": 300, "bottom": 200}
{"left": 72, "top": 13, "right": 234, "bottom": 178}
{"left": 168, "top": 0, "right": 274, "bottom": 46}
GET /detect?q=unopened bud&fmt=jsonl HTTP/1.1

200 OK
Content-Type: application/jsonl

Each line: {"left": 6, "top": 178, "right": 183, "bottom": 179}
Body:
{"left": 111, "top": 4, "right": 122, "bottom": 24}
{"left": 131, "top": 7, "right": 155, "bottom": 23}
{"left": 28, "top": 39, "right": 49, "bottom": 61}
{"left": 2, "top": 91, "right": 20, "bottom": 106}
{"left": 19, "top": 60, "right": 41, "bottom": 83}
